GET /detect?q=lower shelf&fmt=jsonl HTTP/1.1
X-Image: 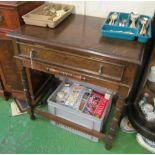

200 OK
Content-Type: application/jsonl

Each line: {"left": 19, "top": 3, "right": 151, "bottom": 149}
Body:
{"left": 50, "top": 120, "right": 99, "bottom": 142}
{"left": 31, "top": 108, "right": 105, "bottom": 141}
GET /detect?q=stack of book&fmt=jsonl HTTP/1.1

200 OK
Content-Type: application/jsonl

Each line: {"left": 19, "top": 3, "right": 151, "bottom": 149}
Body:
{"left": 55, "top": 83, "right": 111, "bottom": 119}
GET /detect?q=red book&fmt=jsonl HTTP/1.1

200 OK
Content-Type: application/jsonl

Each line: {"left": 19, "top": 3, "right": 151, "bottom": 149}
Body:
{"left": 82, "top": 91, "right": 104, "bottom": 116}
{"left": 94, "top": 93, "right": 111, "bottom": 119}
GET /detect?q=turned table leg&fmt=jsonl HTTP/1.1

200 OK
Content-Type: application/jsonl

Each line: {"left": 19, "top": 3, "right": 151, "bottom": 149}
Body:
{"left": 21, "top": 66, "right": 35, "bottom": 120}
{"left": 105, "top": 97, "right": 124, "bottom": 150}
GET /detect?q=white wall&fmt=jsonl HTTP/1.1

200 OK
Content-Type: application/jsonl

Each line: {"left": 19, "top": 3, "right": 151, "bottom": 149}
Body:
{"left": 49, "top": 1, "right": 155, "bottom": 17}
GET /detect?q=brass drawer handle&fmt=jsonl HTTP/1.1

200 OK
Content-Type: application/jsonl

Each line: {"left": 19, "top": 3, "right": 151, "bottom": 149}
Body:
{"left": 46, "top": 67, "right": 87, "bottom": 81}
{"left": 30, "top": 49, "right": 35, "bottom": 69}
{"left": 98, "top": 64, "right": 104, "bottom": 75}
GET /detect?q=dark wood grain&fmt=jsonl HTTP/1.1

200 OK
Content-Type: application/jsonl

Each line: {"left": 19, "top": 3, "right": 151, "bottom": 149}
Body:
{"left": 21, "top": 66, "right": 35, "bottom": 120}
{"left": 105, "top": 97, "right": 124, "bottom": 149}
{"left": 19, "top": 43, "right": 127, "bottom": 82}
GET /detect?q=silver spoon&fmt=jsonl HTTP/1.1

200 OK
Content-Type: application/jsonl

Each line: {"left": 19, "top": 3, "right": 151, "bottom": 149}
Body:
{"left": 130, "top": 12, "right": 139, "bottom": 28}
{"left": 140, "top": 17, "right": 149, "bottom": 35}
{"left": 109, "top": 12, "right": 118, "bottom": 25}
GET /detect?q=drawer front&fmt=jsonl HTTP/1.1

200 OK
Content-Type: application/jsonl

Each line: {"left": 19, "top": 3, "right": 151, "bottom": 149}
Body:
{"left": 22, "top": 58, "right": 130, "bottom": 97}
{"left": 0, "top": 8, "right": 19, "bottom": 31}
{"left": 19, "top": 44, "right": 125, "bottom": 82}
{"left": 0, "top": 9, "right": 7, "bottom": 29}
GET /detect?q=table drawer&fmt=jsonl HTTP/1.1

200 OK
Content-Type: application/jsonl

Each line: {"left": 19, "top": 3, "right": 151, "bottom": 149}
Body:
{"left": 22, "top": 58, "right": 130, "bottom": 97}
{"left": 0, "top": 8, "right": 18, "bottom": 31}
{"left": 0, "top": 9, "right": 7, "bottom": 29}
{"left": 19, "top": 43, "right": 125, "bottom": 82}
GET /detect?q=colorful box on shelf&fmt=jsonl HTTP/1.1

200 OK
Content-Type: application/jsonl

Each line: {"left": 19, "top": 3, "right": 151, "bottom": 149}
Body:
{"left": 100, "top": 12, "right": 152, "bottom": 43}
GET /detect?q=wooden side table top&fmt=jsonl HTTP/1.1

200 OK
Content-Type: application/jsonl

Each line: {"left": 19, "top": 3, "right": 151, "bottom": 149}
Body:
{"left": 8, "top": 14, "right": 144, "bottom": 65}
